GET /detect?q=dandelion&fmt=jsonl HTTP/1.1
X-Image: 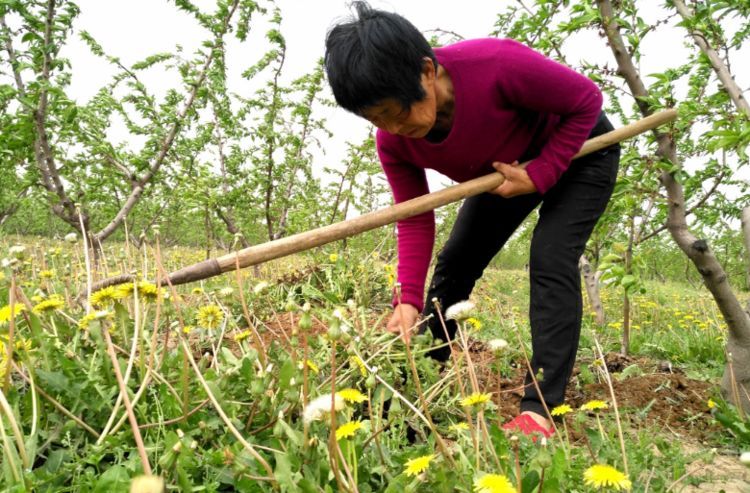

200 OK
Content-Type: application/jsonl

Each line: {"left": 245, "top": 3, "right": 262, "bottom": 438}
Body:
{"left": 305, "top": 359, "right": 320, "bottom": 375}
{"left": 78, "top": 310, "right": 113, "bottom": 329}
{"left": 136, "top": 281, "right": 163, "bottom": 302}
{"left": 0, "top": 304, "right": 26, "bottom": 324}
{"left": 581, "top": 400, "right": 609, "bottom": 411}
{"left": 114, "top": 283, "right": 135, "bottom": 299}
{"left": 583, "top": 464, "right": 631, "bottom": 491}
{"left": 460, "top": 392, "right": 491, "bottom": 407}
{"left": 488, "top": 339, "right": 509, "bottom": 353}
{"left": 8, "top": 245, "right": 26, "bottom": 259}
{"left": 303, "top": 393, "right": 346, "bottom": 423}
{"left": 39, "top": 270, "right": 55, "bottom": 279}
{"left": 474, "top": 473, "right": 515, "bottom": 493}
{"left": 253, "top": 281, "right": 269, "bottom": 294}
{"left": 182, "top": 325, "right": 194, "bottom": 335}
{"left": 64, "top": 232, "right": 77, "bottom": 243}
{"left": 445, "top": 300, "right": 475, "bottom": 321}
{"left": 129, "top": 474, "right": 164, "bottom": 493}
{"left": 335, "top": 420, "right": 362, "bottom": 441}
{"left": 740, "top": 452, "right": 750, "bottom": 465}
{"left": 15, "top": 338, "right": 32, "bottom": 352}
{"left": 234, "top": 330, "right": 252, "bottom": 342}
{"left": 449, "top": 422, "right": 469, "bottom": 433}
{"left": 191, "top": 287, "right": 204, "bottom": 295}
{"left": 551, "top": 404, "right": 572, "bottom": 416}
{"left": 329, "top": 253, "right": 339, "bottom": 262}
{"left": 33, "top": 296, "right": 65, "bottom": 314}
{"left": 91, "top": 286, "right": 118, "bottom": 307}
{"left": 350, "top": 355, "right": 367, "bottom": 376}
{"left": 337, "top": 388, "right": 367, "bottom": 404}
{"left": 582, "top": 400, "right": 609, "bottom": 440}
{"left": 196, "top": 305, "right": 224, "bottom": 329}
{"left": 465, "top": 317, "right": 482, "bottom": 331}
{"left": 404, "top": 454, "right": 435, "bottom": 477}
{"left": 707, "top": 398, "right": 716, "bottom": 409}
{"left": 218, "top": 287, "right": 234, "bottom": 298}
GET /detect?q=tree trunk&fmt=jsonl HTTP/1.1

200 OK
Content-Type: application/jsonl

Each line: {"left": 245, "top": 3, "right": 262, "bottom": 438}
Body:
{"left": 580, "top": 254, "right": 605, "bottom": 325}
{"left": 598, "top": 0, "right": 750, "bottom": 412}
{"left": 743, "top": 207, "right": 750, "bottom": 291}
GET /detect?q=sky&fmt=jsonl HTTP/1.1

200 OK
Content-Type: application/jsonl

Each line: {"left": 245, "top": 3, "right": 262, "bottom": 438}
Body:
{"left": 59, "top": 1, "right": 749, "bottom": 194}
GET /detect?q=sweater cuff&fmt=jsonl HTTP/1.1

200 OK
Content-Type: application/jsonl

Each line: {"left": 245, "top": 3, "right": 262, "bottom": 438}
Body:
{"left": 392, "top": 285, "right": 424, "bottom": 313}
{"left": 525, "top": 159, "right": 557, "bottom": 195}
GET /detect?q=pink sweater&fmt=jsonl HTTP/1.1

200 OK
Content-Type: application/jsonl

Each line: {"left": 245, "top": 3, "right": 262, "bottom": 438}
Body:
{"left": 376, "top": 38, "right": 602, "bottom": 311}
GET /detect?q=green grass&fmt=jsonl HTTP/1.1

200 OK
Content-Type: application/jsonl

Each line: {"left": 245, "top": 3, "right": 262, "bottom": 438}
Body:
{"left": 0, "top": 235, "right": 745, "bottom": 492}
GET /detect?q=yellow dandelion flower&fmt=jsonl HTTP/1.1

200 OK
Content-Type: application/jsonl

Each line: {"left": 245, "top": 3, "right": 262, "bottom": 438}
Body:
{"left": 136, "top": 281, "right": 163, "bottom": 302}
{"left": 196, "top": 305, "right": 224, "bottom": 329}
{"left": 707, "top": 398, "right": 716, "bottom": 409}
{"left": 329, "top": 253, "right": 339, "bottom": 262}
{"left": 583, "top": 464, "right": 631, "bottom": 491}
{"left": 551, "top": 404, "right": 573, "bottom": 416}
{"left": 349, "top": 355, "right": 367, "bottom": 376}
{"left": 335, "top": 420, "right": 362, "bottom": 441}
{"left": 466, "top": 317, "right": 482, "bottom": 331}
{"left": 114, "top": 283, "right": 135, "bottom": 299}
{"left": 581, "top": 400, "right": 609, "bottom": 412}
{"left": 78, "top": 310, "right": 113, "bottom": 329}
{"left": 337, "top": 388, "right": 367, "bottom": 404}
{"left": 32, "top": 296, "right": 65, "bottom": 314}
{"left": 90, "top": 286, "right": 118, "bottom": 307}
{"left": 0, "top": 304, "right": 26, "bottom": 324}
{"left": 192, "top": 287, "right": 204, "bottom": 295}
{"left": 474, "top": 473, "right": 515, "bottom": 493}
{"left": 306, "top": 359, "right": 320, "bottom": 374}
{"left": 15, "top": 338, "right": 32, "bottom": 352}
{"left": 39, "top": 270, "right": 55, "bottom": 279}
{"left": 449, "top": 422, "right": 470, "bottom": 432}
{"left": 182, "top": 325, "right": 194, "bottom": 334}
{"left": 31, "top": 295, "right": 44, "bottom": 303}
{"left": 460, "top": 392, "right": 491, "bottom": 407}
{"left": 234, "top": 329, "right": 252, "bottom": 342}
{"left": 404, "top": 454, "right": 435, "bottom": 477}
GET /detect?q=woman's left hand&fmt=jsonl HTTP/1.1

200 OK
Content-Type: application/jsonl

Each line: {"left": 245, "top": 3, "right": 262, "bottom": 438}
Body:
{"left": 491, "top": 161, "right": 537, "bottom": 198}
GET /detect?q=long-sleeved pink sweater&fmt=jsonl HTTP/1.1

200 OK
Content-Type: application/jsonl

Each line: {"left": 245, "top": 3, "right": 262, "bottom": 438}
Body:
{"left": 376, "top": 38, "right": 603, "bottom": 311}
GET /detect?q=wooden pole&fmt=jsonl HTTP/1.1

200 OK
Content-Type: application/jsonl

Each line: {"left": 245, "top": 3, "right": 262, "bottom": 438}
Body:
{"left": 92, "top": 109, "right": 677, "bottom": 290}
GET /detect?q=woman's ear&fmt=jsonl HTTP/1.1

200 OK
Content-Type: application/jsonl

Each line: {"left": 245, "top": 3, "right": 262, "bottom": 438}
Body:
{"left": 421, "top": 56, "right": 436, "bottom": 80}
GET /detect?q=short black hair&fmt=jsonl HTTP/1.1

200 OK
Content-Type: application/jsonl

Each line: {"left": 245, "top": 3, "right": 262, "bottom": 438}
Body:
{"left": 324, "top": 1, "right": 437, "bottom": 115}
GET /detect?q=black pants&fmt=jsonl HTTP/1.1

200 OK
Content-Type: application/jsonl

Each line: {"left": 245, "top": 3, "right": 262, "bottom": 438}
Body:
{"left": 422, "top": 113, "right": 620, "bottom": 416}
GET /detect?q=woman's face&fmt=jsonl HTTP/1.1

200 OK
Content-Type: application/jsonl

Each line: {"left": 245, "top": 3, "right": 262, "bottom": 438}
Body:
{"left": 360, "top": 61, "right": 437, "bottom": 139}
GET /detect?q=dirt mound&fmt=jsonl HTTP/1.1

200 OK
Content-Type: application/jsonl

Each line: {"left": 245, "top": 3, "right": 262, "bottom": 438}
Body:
{"left": 468, "top": 343, "right": 716, "bottom": 441}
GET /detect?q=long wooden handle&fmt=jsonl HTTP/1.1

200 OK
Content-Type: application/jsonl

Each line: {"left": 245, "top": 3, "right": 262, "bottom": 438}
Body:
{"left": 95, "top": 109, "right": 677, "bottom": 290}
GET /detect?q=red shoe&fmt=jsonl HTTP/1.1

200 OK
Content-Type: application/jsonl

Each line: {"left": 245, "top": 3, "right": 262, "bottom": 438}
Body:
{"left": 502, "top": 414, "right": 554, "bottom": 441}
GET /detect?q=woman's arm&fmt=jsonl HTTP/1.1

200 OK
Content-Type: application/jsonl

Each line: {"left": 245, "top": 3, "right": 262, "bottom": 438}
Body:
{"left": 377, "top": 140, "right": 436, "bottom": 312}
{"left": 494, "top": 39, "right": 603, "bottom": 194}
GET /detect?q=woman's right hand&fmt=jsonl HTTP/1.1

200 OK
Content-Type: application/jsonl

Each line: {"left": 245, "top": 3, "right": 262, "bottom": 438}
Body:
{"left": 386, "top": 303, "right": 420, "bottom": 344}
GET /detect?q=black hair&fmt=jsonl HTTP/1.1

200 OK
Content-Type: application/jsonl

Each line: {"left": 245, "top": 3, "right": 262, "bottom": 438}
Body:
{"left": 324, "top": 1, "right": 437, "bottom": 115}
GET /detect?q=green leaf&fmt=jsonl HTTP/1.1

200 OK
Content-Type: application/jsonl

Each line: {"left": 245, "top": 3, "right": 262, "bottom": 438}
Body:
{"left": 93, "top": 465, "right": 129, "bottom": 493}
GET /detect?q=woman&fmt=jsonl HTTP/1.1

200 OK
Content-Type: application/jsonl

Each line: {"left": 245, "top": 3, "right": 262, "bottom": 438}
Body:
{"left": 324, "top": 2, "right": 619, "bottom": 438}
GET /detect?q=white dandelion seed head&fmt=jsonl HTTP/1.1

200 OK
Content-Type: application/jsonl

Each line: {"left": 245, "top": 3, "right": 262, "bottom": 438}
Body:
{"left": 253, "top": 281, "right": 269, "bottom": 294}
{"left": 445, "top": 300, "right": 475, "bottom": 321}
{"left": 303, "top": 393, "right": 346, "bottom": 424}
{"left": 8, "top": 245, "right": 26, "bottom": 259}
{"left": 488, "top": 339, "right": 509, "bottom": 353}
{"left": 741, "top": 451, "right": 750, "bottom": 465}
{"left": 218, "top": 287, "right": 234, "bottom": 298}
